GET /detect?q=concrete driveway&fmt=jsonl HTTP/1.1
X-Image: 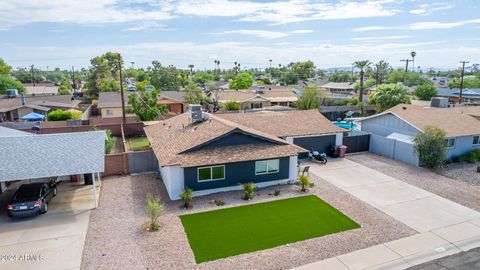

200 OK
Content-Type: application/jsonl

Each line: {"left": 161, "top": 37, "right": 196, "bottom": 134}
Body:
{"left": 296, "top": 158, "right": 480, "bottom": 270}
{"left": 0, "top": 181, "right": 99, "bottom": 270}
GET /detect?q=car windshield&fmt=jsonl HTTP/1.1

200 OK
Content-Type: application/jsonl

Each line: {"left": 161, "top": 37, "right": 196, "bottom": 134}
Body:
{"left": 12, "top": 185, "right": 41, "bottom": 202}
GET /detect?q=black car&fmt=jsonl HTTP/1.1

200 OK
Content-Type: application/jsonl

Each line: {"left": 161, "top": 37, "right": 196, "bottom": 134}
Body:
{"left": 7, "top": 182, "right": 57, "bottom": 218}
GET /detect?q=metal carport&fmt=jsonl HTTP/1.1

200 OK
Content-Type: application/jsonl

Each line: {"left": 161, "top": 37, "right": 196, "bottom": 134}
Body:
{"left": 0, "top": 127, "right": 105, "bottom": 208}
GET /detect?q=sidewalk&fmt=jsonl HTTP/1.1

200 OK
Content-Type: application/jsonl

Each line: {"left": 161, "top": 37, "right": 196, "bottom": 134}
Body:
{"left": 293, "top": 159, "right": 480, "bottom": 270}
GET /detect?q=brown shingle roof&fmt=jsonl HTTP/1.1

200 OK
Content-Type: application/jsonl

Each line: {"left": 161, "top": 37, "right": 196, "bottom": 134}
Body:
{"left": 144, "top": 113, "right": 305, "bottom": 167}
{"left": 0, "top": 94, "right": 78, "bottom": 113}
{"left": 216, "top": 89, "right": 298, "bottom": 103}
{"left": 97, "top": 92, "right": 129, "bottom": 108}
{"left": 216, "top": 109, "right": 346, "bottom": 137}
{"left": 384, "top": 104, "right": 480, "bottom": 137}
{"left": 158, "top": 91, "right": 185, "bottom": 103}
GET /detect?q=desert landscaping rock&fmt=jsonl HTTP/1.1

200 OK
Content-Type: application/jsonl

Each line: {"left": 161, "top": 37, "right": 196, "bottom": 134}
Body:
{"left": 81, "top": 171, "right": 414, "bottom": 270}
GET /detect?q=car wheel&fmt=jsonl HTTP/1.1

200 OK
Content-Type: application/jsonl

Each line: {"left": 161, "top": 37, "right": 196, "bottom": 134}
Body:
{"left": 41, "top": 202, "right": 48, "bottom": 214}
{"left": 53, "top": 187, "right": 57, "bottom": 197}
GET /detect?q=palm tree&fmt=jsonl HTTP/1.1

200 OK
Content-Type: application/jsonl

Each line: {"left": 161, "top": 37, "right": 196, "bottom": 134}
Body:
{"left": 354, "top": 60, "right": 372, "bottom": 102}
{"left": 269, "top": 59, "right": 272, "bottom": 68}
{"left": 410, "top": 51, "right": 416, "bottom": 72}
{"left": 188, "top": 64, "right": 194, "bottom": 76}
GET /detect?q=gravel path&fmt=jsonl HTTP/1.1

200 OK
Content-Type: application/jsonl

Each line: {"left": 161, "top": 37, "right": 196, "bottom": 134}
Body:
{"left": 348, "top": 153, "right": 480, "bottom": 212}
{"left": 436, "top": 162, "right": 480, "bottom": 185}
{"left": 81, "top": 172, "right": 415, "bottom": 270}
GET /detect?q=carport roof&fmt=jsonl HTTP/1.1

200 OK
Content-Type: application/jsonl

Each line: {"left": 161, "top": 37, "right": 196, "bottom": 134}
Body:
{"left": 0, "top": 130, "right": 105, "bottom": 182}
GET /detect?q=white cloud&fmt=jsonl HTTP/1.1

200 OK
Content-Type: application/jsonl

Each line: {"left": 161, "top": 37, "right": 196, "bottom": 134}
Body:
{"left": 353, "top": 18, "right": 480, "bottom": 32}
{"left": 409, "top": 3, "right": 455, "bottom": 16}
{"left": 122, "top": 22, "right": 173, "bottom": 31}
{"left": 291, "top": 29, "right": 314, "bottom": 34}
{"left": 351, "top": 35, "right": 410, "bottom": 41}
{"left": 211, "top": 30, "right": 290, "bottom": 39}
{"left": 352, "top": 26, "right": 399, "bottom": 32}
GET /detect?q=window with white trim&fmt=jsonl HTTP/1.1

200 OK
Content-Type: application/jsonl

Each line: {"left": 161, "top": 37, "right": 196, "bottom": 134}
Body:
{"left": 255, "top": 159, "right": 279, "bottom": 175}
{"left": 473, "top": 136, "right": 480, "bottom": 145}
{"left": 444, "top": 138, "right": 456, "bottom": 148}
{"left": 197, "top": 165, "right": 225, "bottom": 182}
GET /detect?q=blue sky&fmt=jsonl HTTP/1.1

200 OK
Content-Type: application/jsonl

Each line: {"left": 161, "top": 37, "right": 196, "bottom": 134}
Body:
{"left": 0, "top": 0, "right": 479, "bottom": 70}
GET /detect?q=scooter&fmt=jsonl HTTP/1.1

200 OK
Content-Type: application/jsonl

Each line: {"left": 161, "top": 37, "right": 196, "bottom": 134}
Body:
{"left": 308, "top": 150, "right": 328, "bottom": 164}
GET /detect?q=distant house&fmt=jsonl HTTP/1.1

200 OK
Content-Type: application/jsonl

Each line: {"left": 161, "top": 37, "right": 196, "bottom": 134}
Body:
{"left": 144, "top": 106, "right": 305, "bottom": 199}
{"left": 320, "top": 82, "right": 355, "bottom": 94}
{"left": 23, "top": 83, "right": 60, "bottom": 95}
{"left": 215, "top": 86, "right": 298, "bottom": 110}
{"left": 359, "top": 104, "right": 480, "bottom": 165}
{"left": 157, "top": 91, "right": 186, "bottom": 114}
{"left": 437, "top": 88, "right": 480, "bottom": 104}
{"left": 0, "top": 93, "right": 81, "bottom": 122}
{"left": 97, "top": 92, "right": 130, "bottom": 118}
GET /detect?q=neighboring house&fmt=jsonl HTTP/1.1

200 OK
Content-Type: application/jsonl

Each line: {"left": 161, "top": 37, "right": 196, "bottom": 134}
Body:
{"left": 0, "top": 93, "right": 81, "bottom": 122}
{"left": 320, "top": 82, "right": 355, "bottom": 94}
{"left": 359, "top": 104, "right": 480, "bottom": 166}
{"left": 437, "top": 88, "right": 480, "bottom": 104}
{"left": 144, "top": 106, "right": 305, "bottom": 200}
{"left": 157, "top": 91, "right": 186, "bottom": 114}
{"left": 23, "top": 83, "right": 60, "bottom": 95}
{"left": 217, "top": 109, "right": 346, "bottom": 157}
{"left": 97, "top": 92, "right": 130, "bottom": 118}
{"left": 215, "top": 86, "right": 298, "bottom": 110}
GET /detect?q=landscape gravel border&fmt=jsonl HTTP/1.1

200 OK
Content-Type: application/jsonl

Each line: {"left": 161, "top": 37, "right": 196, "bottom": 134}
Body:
{"left": 81, "top": 171, "right": 415, "bottom": 270}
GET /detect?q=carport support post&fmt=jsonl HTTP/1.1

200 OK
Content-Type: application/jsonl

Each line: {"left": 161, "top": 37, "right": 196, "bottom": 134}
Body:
{"left": 92, "top": 173, "right": 97, "bottom": 209}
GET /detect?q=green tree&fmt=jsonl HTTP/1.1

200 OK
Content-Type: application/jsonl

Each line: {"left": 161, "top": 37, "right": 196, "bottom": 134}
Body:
{"left": 57, "top": 80, "right": 72, "bottom": 95}
{"left": 413, "top": 126, "right": 447, "bottom": 168}
{"left": 149, "top": 61, "right": 184, "bottom": 91}
{"left": 85, "top": 52, "right": 122, "bottom": 98}
{"left": 354, "top": 79, "right": 376, "bottom": 91}
{"left": 128, "top": 83, "right": 166, "bottom": 121}
{"left": 414, "top": 83, "right": 437, "bottom": 101}
{"left": 354, "top": 60, "right": 371, "bottom": 102}
{"left": 386, "top": 69, "right": 431, "bottom": 86}
{"left": 367, "top": 60, "right": 392, "bottom": 84}
{"left": 279, "top": 70, "right": 299, "bottom": 85}
{"left": 0, "top": 59, "right": 12, "bottom": 75}
{"left": 183, "top": 82, "right": 204, "bottom": 104}
{"left": 229, "top": 71, "right": 253, "bottom": 89}
{"left": 297, "top": 85, "right": 321, "bottom": 110}
{"left": 192, "top": 71, "right": 214, "bottom": 85}
{"left": 370, "top": 84, "right": 410, "bottom": 111}
{"left": 0, "top": 74, "right": 26, "bottom": 94}
{"left": 447, "top": 77, "right": 480, "bottom": 88}
{"left": 291, "top": 61, "right": 315, "bottom": 80}
{"left": 329, "top": 70, "right": 352, "bottom": 82}
{"left": 221, "top": 100, "right": 241, "bottom": 111}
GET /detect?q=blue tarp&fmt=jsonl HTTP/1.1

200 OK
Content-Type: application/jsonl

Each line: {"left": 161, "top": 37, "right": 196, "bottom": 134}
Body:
{"left": 20, "top": 112, "right": 45, "bottom": 121}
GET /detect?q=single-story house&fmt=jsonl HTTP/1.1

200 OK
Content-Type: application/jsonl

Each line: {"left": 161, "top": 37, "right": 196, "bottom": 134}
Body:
{"left": 217, "top": 109, "right": 346, "bottom": 157}
{"left": 144, "top": 107, "right": 305, "bottom": 199}
{"left": 157, "top": 91, "right": 187, "bottom": 114}
{"left": 215, "top": 86, "right": 298, "bottom": 110}
{"left": 320, "top": 82, "right": 355, "bottom": 94}
{"left": 0, "top": 93, "right": 81, "bottom": 122}
{"left": 437, "top": 88, "right": 480, "bottom": 104}
{"left": 359, "top": 104, "right": 480, "bottom": 165}
{"left": 23, "top": 83, "right": 60, "bottom": 95}
{"left": 97, "top": 92, "right": 130, "bottom": 118}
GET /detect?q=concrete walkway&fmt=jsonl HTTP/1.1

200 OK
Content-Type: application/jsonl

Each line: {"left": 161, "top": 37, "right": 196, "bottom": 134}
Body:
{"left": 294, "top": 159, "right": 480, "bottom": 270}
{"left": 0, "top": 181, "right": 100, "bottom": 270}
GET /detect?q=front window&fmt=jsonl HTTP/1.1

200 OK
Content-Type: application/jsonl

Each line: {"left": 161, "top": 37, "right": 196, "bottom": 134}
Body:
{"left": 473, "top": 136, "right": 480, "bottom": 145}
{"left": 255, "top": 159, "right": 279, "bottom": 175}
{"left": 444, "top": 138, "right": 456, "bottom": 148}
{"left": 251, "top": 102, "right": 263, "bottom": 109}
{"left": 106, "top": 109, "right": 113, "bottom": 116}
{"left": 197, "top": 165, "right": 225, "bottom": 182}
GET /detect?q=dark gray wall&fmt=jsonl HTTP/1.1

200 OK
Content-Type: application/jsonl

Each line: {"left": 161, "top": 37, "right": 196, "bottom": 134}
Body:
{"left": 188, "top": 131, "right": 277, "bottom": 152}
{"left": 183, "top": 157, "right": 290, "bottom": 191}
{"left": 293, "top": 135, "right": 336, "bottom": 158}
{"left": 128, "top": 150, "right": 159, "bottom": 173}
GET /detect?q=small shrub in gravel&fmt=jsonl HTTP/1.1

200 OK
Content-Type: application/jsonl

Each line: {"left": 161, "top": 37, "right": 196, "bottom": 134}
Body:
{"left": 274, "top": 189, "right": 281, "bottom": 196}
{"left": 241, "top": 182, "right": 256, "bottom": 200}
{"left": 146, "top": 193, "right": 163, "bottom": 232}
{"left": 180, "top": 188, "right": 193, "bottom": 209}
{"left": 299, "top": 175, "right": 313, "bottom": 192}
{"left": 214, "top": 199, "right": 225, "bottom": 206}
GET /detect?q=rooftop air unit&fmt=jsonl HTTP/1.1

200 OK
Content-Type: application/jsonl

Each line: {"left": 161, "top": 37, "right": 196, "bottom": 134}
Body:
{"left": 430, "top": 97, "right": 448, "bottom": 108}
{"left": 6, "top": 89, "right": 18, "bottom": 98}
{"left": 255, "top": 86, "right": 266, "bottom": 94}
{"left": 188, "top": 104, "right": 203, "bottom": 122}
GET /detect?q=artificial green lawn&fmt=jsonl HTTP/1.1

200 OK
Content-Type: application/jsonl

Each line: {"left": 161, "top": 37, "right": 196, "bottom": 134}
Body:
{"left": 180, "top": 195, "right": 360, "bottom": 263}
{"left": 126, "top": 137, "right": 150, "bottom": 151}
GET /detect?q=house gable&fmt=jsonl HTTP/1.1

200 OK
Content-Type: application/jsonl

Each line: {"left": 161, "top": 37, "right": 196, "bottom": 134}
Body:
{"left": 361, "top": 112, "right": 421, "bottom": 137}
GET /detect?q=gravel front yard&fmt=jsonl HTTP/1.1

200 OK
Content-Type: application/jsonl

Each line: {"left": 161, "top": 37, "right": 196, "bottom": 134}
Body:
{"left": 348, "top": 153, "right": 480, "bottom": 212}
{"left": 435, "top": 162, "right": 480, "bottom": 185}
{"left": 81, "top": 173, "right": 415, "bottom": 270}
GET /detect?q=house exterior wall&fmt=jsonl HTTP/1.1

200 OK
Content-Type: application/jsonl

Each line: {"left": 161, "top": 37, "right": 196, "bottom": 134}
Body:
{"left": 447, "top": 135, "right": 480, "bottom": 158}
{"left": 239, "top": 101, "right": 271, "bottom": 110}
{"left": 165, "top": 103, "right": 183, "bottom": 114}
{"left": 101, "top": 107, "right": 124, "bottom": 118}
{"left": 183, "top": 157, "right": 290, "bottom": 191}
{"left": 160, "top": 165, "right": 185, "bottom": 200}
{"left": 361, "top": 113, "right": 420, "bottom": 137}
{"left": 17, "top": 107, "right": 34, "bottom": 119}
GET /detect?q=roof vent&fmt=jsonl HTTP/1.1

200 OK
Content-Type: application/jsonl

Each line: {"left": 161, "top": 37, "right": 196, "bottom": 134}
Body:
{"left": 402, "top": 106, "right": 407, "bottom": 110}
{"left": 188, "top": 104, "right": 203, "bottom": 122}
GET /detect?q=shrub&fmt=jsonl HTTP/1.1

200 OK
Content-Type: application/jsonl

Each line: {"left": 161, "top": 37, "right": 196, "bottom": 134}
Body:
{"left": 299, "top": 175, "right": 313, "bottom": 192}
{"left": 214, "top": 199, "right": 225, "bottom": 206}
{"left": 47, "top": 109, "right": 72, "bottom": 121}
{"left": 274, "top": 189, "right": 281, "bottom": 196}
{"left": 104, "top": 129, "right": 116, "bottom": 154}
{"left": 463, "top": 149, "right": 480, "bottom": 164}
{"left": 241, "top": 182, "right": 256, "bottom": 200}
{"left": 414, "top": 83, "right": 437, "bottom": 101}
{"left": 180, "top": 188, "right": 193, "bottom": 209}
{"left": 413, "top": 126, "right": 447, "bottom": 168}
{"left": 146, "top": 193, "right": 163, "bottom": 231}
{"left": 221, "top": 100, "right": 241, "bottom": 111}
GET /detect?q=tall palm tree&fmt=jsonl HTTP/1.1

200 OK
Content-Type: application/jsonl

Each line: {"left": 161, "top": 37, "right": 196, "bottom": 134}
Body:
{"left": 269, "top": 59, "right": 272, "bottom": 68}
{"left": 354, "top": 60, "right": 372, "bottom": 102}
{"left": 410, "top": 51, "right": 416, "bottom": 72}
{"left": 188, "top": 64, "right": 194, "bottom": 76}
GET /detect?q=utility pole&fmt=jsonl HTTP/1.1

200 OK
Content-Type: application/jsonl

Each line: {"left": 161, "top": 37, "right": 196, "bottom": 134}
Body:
{"left": 351, "top": 63, "right": 354, "bottom": 83}
{"left": 400, "top": 59, "right": 412, "bottom": 85}
{"left": 31, "top": 65, "right": 35, "bottom": 86}
{"left": 375, "top": 63, "right": 379, "bottom": 87}
{"left": 118, "top": 58, "right": 126, "bottom": 124}
{"left": 459, "top": 60, "right": 469, "bottom": 104}
{"left": 71, "top": 66, "right": 75, "bottom": 90}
